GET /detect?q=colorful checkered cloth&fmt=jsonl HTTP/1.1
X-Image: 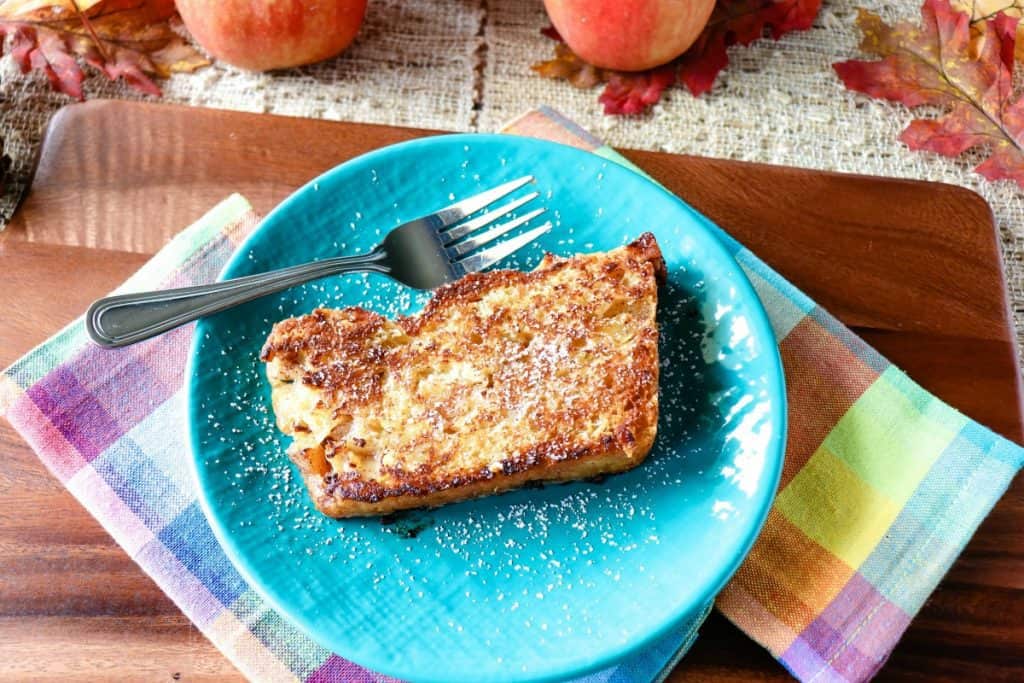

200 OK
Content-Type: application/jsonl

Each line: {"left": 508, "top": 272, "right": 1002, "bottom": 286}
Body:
{"left": 2, "top": 109, "right": 1022, "bottom": 683}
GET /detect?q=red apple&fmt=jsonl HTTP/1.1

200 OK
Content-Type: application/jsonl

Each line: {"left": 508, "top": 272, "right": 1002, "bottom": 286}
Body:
{"left": 175, "top": 0, "right": 368, "bottom": 72}
{"left": 543, "top": 0, "right": 716, "bottom": 71}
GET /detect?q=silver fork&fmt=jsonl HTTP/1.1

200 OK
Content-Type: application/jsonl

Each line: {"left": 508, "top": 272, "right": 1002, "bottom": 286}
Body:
{"left": 86, "top": 176, "right": 550, "bottom": 348}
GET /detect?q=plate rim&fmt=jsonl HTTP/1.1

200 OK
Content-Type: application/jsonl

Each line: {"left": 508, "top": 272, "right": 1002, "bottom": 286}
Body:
{"left": 186, "top": 132, "right": 787, "bottom": 683}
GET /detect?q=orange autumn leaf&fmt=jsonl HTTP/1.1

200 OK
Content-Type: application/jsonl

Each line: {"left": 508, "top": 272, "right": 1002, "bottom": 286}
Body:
{"left": 532, "top": 39, "right": 607, "bottom": 90}
{"left": 834, "top": 0, "right": 1024, "bottom": 187}
{"left": 0, "top": 0, "right": 208, "bottom": 100}
{"left": 1, "top": 0, "right": 107, "bottom": 12}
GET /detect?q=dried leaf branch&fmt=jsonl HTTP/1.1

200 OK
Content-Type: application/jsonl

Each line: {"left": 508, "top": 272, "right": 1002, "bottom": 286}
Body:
{"left": 0, "top": 0, "right": 209, "bottom": 99}
{"left": 835, "top": 0, "right": 1024, "bottom": 187}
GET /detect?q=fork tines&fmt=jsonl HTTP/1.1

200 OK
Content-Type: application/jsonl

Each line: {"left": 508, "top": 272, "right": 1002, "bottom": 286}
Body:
{"left": 435, "top": 175, "right": 551, "bottom": 268}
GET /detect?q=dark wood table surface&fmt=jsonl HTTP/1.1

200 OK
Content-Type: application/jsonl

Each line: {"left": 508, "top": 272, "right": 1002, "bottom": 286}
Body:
{"left": 0, "top": 101, "right": 1021, "bottom": 681}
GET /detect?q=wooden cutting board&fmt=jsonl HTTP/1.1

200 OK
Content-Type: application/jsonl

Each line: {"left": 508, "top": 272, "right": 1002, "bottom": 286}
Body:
{"left": 1, "top": 100, "right": 1021, "bottom": 681}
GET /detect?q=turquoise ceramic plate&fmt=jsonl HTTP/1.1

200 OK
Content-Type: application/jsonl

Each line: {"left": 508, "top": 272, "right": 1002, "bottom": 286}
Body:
{"left": 188, "top": 134, "right": 786, "bottom": 683}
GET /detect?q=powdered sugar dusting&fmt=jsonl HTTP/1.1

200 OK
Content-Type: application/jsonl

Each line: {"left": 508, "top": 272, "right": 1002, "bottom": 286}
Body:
{"left": 189, "top": 149, "right": 780, "bottom": 674}
{"left": 194, "top": 237, "right": 756, "bottom": 626}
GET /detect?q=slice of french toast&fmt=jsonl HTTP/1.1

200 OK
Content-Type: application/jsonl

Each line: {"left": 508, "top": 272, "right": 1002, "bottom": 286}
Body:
{"left": 261, "top": 233, "right": 666, "bottom": 517}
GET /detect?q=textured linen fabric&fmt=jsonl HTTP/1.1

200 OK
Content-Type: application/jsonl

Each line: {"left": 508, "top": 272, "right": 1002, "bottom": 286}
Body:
{"left": 1, "top": 108, "right": 1021, "bottom": 682}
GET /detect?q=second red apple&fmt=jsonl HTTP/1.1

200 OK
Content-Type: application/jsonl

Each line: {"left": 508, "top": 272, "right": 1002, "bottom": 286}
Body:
{"left": 543, "top": 0, "right": 716, "bottom": 72}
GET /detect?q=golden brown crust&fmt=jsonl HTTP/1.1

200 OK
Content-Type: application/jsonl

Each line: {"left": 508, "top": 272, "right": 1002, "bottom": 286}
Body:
{"left": 300, "top": 443, "right": 653, "bottom": 517}
{"left": 262, "top": 233, "right": 664, "bottom": 517}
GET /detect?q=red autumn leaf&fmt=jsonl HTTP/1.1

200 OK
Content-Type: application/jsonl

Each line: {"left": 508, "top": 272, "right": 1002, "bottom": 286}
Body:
{"left": 1, "top": 23, "right": 85, "bottom": 98}
{"left": 84, "top": 45, "right": 161, "bottom": 96}
{"left": 0, "top": 0, "right": 208, "bottom": 100}
{"left": 679, "top": 0, "right": 821, "bottom": 96}
{"left": 598, "top": 65, "right": 676, "bottom": 115}
{"left": 31, "top": 24, "right": 86, "bottom": 98}
{"left": 834, "top": 0, "right": 1024, "bottom": 188}
{"left": 532, "top": 0, "right": 821, "bottom": 114}
{"left": 7, "top": 22, "right": 38, "bottom": 69}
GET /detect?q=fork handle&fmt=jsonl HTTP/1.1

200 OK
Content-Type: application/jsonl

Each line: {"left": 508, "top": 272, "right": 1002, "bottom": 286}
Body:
{"left": 86, "top": 250, "right": 389, "bottom": 348}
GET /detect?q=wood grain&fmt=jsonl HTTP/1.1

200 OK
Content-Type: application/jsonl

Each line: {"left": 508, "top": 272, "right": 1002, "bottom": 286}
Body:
{"left": 10, "top": 101, "right": 431, "bottom": 253}
{"left": 0, "top": 616, "right": 239, "bottom": 682}
{"left": 1, "top": 100, "right": 1021, "bottom": 681}
{"left": 0, "top": 238, "right": 149, "bottom": 363}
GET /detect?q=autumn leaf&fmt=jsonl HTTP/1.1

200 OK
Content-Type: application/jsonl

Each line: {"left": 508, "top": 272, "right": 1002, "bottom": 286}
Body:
{"left": 678, "top": 0, "right": 821, "bottom": 96}
{"left": 950, "top": 0, "right": 1024, "bottom": 60}
{"left": 834, "top": 0, "right": 1024, "bottom": 187}
{"left": 532, "top": 40, "right": 607, "bottom": 89}
{"left": 532, "top": 0, "right": 821, "bottom": 114}
{"left": 0, "top": 0, "right": 209, "bottom": 100}
{"left": 598, "top": 65, "right": 677, "bottom": 115}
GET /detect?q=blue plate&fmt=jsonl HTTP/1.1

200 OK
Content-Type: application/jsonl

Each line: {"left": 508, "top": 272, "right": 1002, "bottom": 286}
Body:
{"left": 188, "top": 134, "right": 786, "bottom": 683}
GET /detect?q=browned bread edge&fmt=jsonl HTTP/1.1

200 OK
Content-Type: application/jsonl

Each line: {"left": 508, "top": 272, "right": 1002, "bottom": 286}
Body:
{"left": 295, "top": 427, "right": 657, "bottom": 517}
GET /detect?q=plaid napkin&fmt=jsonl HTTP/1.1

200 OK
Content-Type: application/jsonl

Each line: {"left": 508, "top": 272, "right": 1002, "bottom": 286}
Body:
{"left": 2, "top": 109, "right": 1022, "bottom": 683}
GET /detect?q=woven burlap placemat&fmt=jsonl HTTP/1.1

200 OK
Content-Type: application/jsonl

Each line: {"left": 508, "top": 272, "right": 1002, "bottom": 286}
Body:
{"left": 2, "top": 0, "right": 1022, "bottom": 364}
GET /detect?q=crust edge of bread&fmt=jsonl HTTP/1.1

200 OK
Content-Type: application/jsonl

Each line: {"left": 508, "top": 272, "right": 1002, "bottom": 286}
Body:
{"left": 294, "top": 426, "right": 657, "bottom": 517}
